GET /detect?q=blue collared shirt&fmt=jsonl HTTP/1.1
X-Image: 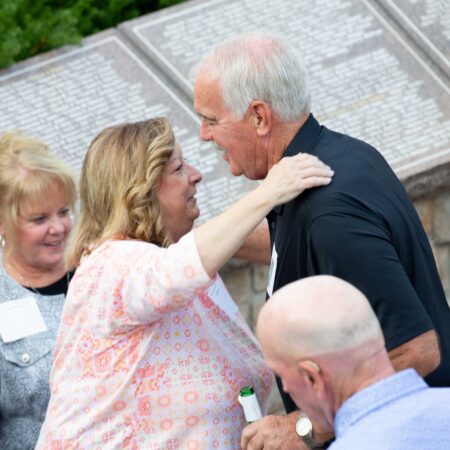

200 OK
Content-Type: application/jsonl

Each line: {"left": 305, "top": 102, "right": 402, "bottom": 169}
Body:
{"left": 331, "top": 369, "right": 450, "bottom": 449}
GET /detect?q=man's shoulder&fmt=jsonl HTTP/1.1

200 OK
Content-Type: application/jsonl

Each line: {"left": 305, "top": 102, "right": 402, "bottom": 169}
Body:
{"left": 287, "top": 127, "right": 404, "bottom": 218}
{"left": 421, "top": 386, "right": 450, "bottom": 403}
{"left": 335, "top": 371, "right": 450, "bottom": 447}
{"left": 316, "top": 127, "right": 386, "bottom": 168}
{"left": 331, "top": 384, "right": 450, "bottom": 450}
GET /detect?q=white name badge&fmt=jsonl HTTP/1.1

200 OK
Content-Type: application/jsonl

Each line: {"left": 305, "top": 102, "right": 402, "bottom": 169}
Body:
{"left": 267, "top": 244, "right": 278, "bottom": 297}
{"left": 207, "top": 276, "right": 239, "bottom": 318}
{"left": 0, "top": 297, "right": 48, "bottom": 343}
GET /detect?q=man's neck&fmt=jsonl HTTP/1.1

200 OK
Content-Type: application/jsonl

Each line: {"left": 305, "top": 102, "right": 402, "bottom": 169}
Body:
{"left": 334, "top": 349, "right": 395, "bottom": 413}
{"left": 267, "top": 113, "right": 310, "bottom": 171}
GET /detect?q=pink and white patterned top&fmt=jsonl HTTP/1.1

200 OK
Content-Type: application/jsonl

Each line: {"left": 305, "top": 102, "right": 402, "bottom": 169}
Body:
{"left": 36, "top": 232, "right": 273, "bottom": 449}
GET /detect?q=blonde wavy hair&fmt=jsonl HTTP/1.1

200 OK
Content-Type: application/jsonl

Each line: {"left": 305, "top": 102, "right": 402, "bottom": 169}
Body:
{"left": 66, "top": 118, "right": 175, "bottom": 268}
{"left": 0, "top": 131, "right": 77, "bottom": 249}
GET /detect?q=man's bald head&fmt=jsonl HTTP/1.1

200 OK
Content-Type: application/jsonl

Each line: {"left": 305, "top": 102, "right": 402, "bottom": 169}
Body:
{"left": 257, "top": 276, "right": 384, "bottom": 364}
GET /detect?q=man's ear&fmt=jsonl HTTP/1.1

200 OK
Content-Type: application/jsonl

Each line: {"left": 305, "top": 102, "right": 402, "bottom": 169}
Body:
{"left": 298, "top": 360, "right": 324, "bottom": 396}
{"left": 249, "top": 101, "right": 272, "bottom": 136}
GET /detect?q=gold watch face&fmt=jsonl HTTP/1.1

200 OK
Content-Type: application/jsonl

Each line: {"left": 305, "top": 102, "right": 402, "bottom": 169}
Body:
{"left": 296, "top": 416, "right": 313, "bottom": 437}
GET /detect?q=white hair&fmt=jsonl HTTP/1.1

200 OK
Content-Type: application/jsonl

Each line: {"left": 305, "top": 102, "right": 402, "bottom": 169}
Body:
{"left": 201, "top": 32, "right": 311, "bottom": 121}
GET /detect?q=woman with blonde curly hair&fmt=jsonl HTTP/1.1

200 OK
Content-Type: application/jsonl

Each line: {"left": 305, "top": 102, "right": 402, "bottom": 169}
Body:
{"left": 0, "top": 131, "right": 76, "bottom": 449}
{"left": 37, "top": 117, "right": 333, "bottom": 449}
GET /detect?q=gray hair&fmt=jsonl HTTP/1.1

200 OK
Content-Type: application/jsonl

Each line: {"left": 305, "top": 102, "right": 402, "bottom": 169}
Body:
{"left": 201, "top": 32, "right": 311, "bottom": 121}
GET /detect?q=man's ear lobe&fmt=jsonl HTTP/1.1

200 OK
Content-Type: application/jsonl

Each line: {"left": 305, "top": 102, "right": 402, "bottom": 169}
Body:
{"left": 250, "top": 101, "right": 272, "bottom": 136}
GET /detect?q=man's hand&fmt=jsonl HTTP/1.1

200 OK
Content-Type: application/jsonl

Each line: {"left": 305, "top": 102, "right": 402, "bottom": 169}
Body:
{"left": 259, "top": 153, "right": 333, "bottom": 207}
{"left": 240, "top": 413, "right": 307, "bottom": 450}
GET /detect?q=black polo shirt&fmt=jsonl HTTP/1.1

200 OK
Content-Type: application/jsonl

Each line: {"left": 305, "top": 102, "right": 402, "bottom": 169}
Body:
{"left": 267, "top": 114, "right": 450, "bottom": 413}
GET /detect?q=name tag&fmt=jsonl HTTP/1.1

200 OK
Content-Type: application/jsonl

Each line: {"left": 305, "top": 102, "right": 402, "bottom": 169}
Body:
{"left": 207, "top": 276, "right": 239, "bottom": 318}
{"left": 0, "top": 297, "right": 48, "bottom": 343}
{"left": 267, "top": 244, "right": 278, "bottom": 297}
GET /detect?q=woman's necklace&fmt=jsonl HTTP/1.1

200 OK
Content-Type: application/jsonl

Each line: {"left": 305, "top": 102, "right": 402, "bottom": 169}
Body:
{"left": 4, "top": 260, "right": 70, "bottom": 295}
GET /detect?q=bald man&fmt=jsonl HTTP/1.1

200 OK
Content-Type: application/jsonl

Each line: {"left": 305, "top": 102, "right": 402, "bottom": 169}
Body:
{"left": 249, "top": 276, "right": 450, "bottom": 449}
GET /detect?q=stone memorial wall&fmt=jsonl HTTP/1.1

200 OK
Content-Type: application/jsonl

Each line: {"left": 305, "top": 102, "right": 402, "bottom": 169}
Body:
{"left": 0, "top": 30, "right": 253, "bottom": 223}
{"left": 1, "top": 0, "right": 449, "bottom": 326}
{"left": 123, "top": 0, "right": 450, "bottom": 187}
{"left": 378, "top": 0, "right": 449, "bottom": 77}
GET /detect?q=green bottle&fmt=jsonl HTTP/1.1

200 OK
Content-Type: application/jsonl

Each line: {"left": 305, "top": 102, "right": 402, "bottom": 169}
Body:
{"left": 238, "top": 386, "right": 262, "bottom": 423}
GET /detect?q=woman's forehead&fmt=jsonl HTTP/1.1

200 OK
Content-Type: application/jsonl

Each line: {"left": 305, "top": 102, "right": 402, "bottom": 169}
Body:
{"left": 19, "top": 183, "right": 68, "bottom": 214}
{"left": 171, "top": 142, "right": 182, "bottom": 159}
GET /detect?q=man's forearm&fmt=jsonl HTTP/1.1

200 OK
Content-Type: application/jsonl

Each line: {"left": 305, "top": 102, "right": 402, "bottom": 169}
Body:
{"left": 234, "top": 220, "right": 271, "bottom": 264}
{"left": 388, "top": 329, "right": 441, "bottom": 377}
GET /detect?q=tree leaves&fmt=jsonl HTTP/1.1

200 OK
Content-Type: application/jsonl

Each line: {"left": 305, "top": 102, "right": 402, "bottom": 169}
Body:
{"left": 0, "top": 0, "right": 178, "bottom": 69}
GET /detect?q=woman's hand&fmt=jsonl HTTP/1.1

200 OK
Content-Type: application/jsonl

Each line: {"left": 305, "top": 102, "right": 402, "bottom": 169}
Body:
{"left": 194, "top": 153, "right": 333, "bottom": 277}
{"left": 258, "top": 153, "right": 334, "bottom": 207}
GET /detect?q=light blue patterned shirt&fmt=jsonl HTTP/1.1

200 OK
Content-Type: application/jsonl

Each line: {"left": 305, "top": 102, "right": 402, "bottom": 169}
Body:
{"left": 331, "top": 368, "right": 450, "bottom": 449}
{"left": 0, "top": 262, "right": 65, "bottom": 450}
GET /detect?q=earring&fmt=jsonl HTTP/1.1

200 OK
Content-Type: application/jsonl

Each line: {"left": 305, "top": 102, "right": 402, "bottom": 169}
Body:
{"left": 0, "top": 234, "right": 5, "bottom": 248}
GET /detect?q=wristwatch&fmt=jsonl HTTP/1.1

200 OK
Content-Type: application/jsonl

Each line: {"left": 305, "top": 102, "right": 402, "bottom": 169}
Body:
{"left": 295, "top": 411, "right": 330, "bottom": 449}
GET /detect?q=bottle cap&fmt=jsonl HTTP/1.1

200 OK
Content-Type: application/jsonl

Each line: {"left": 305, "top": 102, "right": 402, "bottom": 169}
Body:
{"left": 238, "top": 386, "right": 262, "bottom": 422}
{"left": 239, "top": 386, "right": 255, "bottom": 397}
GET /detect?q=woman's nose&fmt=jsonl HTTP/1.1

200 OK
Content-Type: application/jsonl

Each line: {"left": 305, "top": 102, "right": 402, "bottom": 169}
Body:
{"left": 49, "top": 217, "right": 65, "bottom": 234}
{"left": 188, "top": 163, "right": 202, "bottom": 184}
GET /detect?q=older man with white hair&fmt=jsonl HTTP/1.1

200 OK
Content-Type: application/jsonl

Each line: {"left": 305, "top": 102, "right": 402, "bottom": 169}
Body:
{"left": 254, "top": 275, "right": 450, "bottom": 449}
{"left": 195, "top": 32, "right": 450, "bottom": 449}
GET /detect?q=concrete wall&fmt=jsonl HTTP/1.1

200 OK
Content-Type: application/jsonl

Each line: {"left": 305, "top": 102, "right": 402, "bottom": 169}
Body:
{"left": 415, "top": 187, "right": 450, "bottom": 299}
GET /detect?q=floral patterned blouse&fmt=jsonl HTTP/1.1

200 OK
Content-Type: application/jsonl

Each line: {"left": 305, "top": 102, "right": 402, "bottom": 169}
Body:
{"left": 36, "top": 232, "right": 273, "bottom": 449}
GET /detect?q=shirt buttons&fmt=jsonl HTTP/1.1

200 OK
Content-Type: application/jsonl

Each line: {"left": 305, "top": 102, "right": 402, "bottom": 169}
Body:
{"left": 20, "top": 353, "right": 31, "bottom": 364}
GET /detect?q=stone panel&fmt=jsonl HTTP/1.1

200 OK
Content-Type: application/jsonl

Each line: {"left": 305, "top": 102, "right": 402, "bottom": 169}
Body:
{"left": 121, "top": 0, "right": 450, "bottom": 194}
{"left": 378, "top": 0, "right": 450, "bottom": 77}
{"left": 0, "top": 29, "right": 253, "bottom": 223}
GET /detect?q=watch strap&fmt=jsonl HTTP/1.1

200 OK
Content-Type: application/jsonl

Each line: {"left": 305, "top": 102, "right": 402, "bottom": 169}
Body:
{"left": 300, "top": 435, "right": 333, "bottom": 449}
{"left": 296, "top": 412, "right": 333, "bottom": 449}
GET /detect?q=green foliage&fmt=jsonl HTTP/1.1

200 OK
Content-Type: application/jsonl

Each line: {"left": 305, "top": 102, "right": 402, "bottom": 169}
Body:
{"left": 158, "top": 0, "right": 186, "bottom": 8}
{"left": 0, "top": 0, "right": 185, "bottom": 69}
{"left": 0, "top": 0, "right": 81, "bottom": 68}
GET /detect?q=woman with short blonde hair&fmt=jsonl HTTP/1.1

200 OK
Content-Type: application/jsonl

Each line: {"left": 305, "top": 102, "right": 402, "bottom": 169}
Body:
{"left": 0, "top": 131, "right": 76, "bottom": 450}
{"left": 0, "top": 132, "right": 76, "bottom": 246}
